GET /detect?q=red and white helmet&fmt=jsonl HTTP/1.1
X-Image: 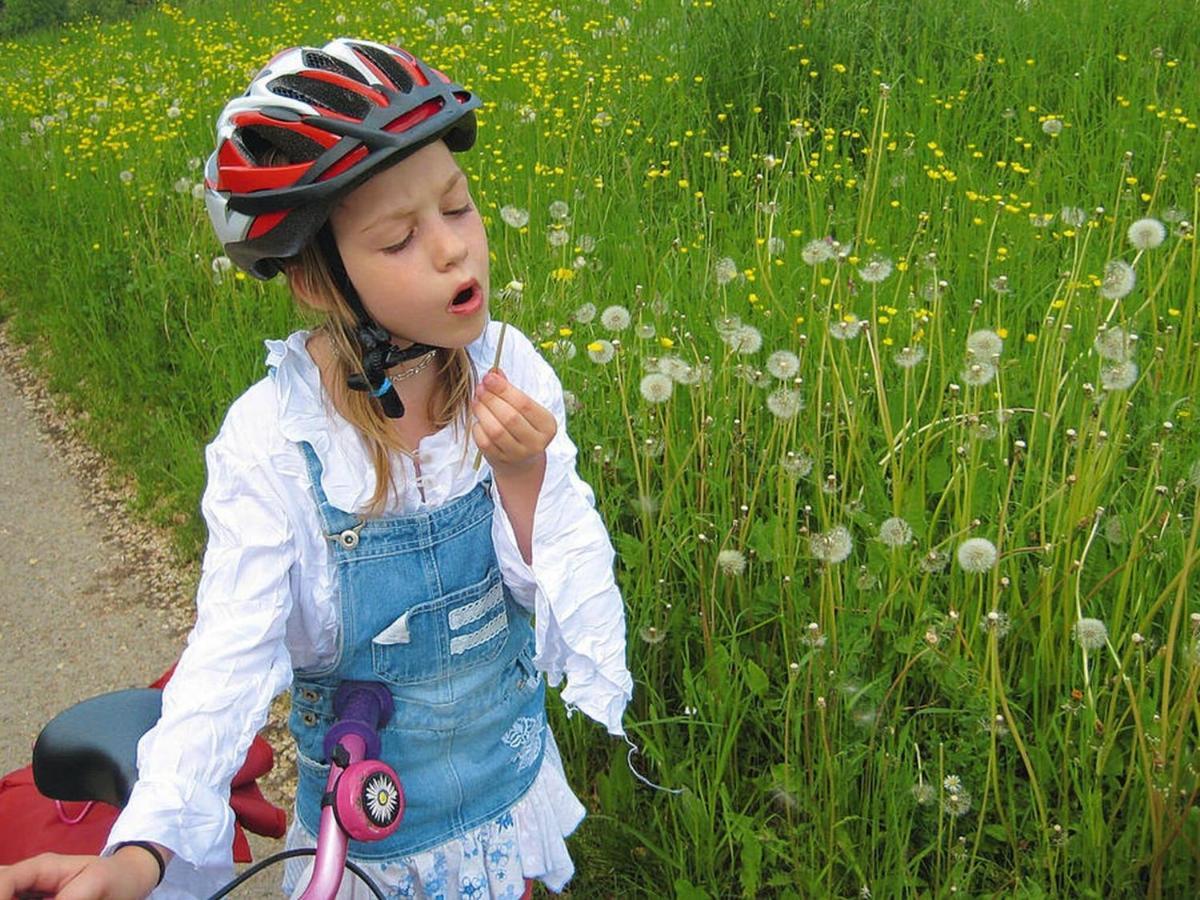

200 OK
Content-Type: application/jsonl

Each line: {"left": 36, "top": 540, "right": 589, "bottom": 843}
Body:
{"left": 204, "top": 39, "right": 480, "bottom": 280}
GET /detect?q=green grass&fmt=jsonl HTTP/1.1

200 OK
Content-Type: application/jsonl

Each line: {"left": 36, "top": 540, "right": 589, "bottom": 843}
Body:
{"left": 2, "top": 0, "right": 1198, "bottom": 895}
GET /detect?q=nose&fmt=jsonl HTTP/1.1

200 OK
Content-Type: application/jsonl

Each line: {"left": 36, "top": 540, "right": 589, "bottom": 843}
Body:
{"left": 432, "top": 217, "right": 468, "bottom": 270}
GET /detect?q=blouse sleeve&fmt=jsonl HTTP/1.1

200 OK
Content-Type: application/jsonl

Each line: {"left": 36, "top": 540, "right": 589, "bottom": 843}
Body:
{"left": 103, "top": 424, "right": 298, "bottom": 898}
{"left": 489, "top": 330, "right": 633, "bottom": 736}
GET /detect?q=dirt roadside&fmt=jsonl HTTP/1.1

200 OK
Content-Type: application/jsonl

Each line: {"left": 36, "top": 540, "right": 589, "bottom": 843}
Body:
{"left": 0, "top": 325, "right": 288, "bottom": 891}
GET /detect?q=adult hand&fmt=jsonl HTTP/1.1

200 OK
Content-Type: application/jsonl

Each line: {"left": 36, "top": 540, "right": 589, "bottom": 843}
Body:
{"left": 471, "top": 369, "right": 556, "bottom": 476}
{"left": 0, "top": 847, "right": 159, "bottom": 900}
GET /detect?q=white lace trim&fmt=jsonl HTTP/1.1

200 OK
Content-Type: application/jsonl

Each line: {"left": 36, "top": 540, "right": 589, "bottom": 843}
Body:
{"left": 449, "top": 608, "right": 508, "bottom": 655}
{"left": 448, "top": 581, "right": 504, "bottom": 631}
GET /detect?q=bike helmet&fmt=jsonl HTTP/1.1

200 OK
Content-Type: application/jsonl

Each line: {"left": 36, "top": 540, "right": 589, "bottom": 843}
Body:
{"left": 205, "top": 38, "right": 480, "bottom": 280}
{"left": 203, "top": 39, "right": 482, "bottom": 418}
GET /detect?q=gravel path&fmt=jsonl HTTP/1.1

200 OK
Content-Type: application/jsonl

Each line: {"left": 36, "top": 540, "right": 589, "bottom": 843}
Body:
{"left": 0, "top": 326, "right": 287, "bottom": 892}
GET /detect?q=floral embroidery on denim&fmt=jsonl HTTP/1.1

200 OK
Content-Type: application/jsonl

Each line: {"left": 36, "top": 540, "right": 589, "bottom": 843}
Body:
{"left": 502, "top": 714, "right": 545, "bottom": 771}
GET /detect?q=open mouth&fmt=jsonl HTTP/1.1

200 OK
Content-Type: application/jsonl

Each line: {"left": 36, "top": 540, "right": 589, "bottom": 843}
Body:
{"left": 449, "top": 280, "right": 482, "bottom": 313}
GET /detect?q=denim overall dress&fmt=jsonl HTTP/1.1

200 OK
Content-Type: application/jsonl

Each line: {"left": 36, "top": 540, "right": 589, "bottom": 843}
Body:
{"left": 288, "top": 441, "right": 548, "bottom": 859}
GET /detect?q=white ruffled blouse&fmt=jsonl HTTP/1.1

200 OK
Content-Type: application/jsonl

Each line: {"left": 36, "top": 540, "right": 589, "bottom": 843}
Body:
{"left": 103, "top": 321, "right": 633, "bottom": 899}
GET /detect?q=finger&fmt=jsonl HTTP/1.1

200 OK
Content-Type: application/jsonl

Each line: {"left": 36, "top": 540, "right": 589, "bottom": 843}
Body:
{"left": 477, "top": 390, "right": 543, "bottom": 442}
{"left": 473, "top": 397, "right": 534, "bottom": 456}
{"left": 478, "top": 383, "right": 557, "bottom": 440}
{"left": 0, "top": 854, "right": 94, "bottom": 899}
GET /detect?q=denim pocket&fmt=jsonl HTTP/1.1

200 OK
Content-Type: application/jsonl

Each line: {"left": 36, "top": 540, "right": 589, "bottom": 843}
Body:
{"left": 370, "top": 567, "right": 510, "bottom": 686}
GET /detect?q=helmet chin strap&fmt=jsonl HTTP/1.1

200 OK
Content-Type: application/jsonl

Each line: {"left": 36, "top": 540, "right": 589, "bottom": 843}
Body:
{"left": 315, "top": 225, "right": 437, "bottom": 419}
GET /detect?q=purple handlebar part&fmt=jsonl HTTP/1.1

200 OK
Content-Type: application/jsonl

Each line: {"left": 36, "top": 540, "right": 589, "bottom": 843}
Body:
{"left": 323, "top": 682, "right": 394, "bottom": 762}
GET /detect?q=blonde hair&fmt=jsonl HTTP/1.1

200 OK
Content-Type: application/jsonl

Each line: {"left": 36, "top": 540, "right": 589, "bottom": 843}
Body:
{"left": 284, "top": 238, "right": 476, "bottom": 516}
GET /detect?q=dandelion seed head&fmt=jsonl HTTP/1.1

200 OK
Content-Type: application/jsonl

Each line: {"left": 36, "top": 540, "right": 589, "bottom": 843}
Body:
{"left": 1060, "top": 206, "right": 1087, "bottom": 228}
{"left": 766, "top": 350, "right": 801, "bottom": 379}
{"left": 499, "top": 205, "right": 529, "bottom": 228}
{"left": 727, "top": 324, "right": 763, "bottom": 354}
{"left": 211, "top": 255, "right": 233, "bottom": 273}
{"left": 894, "top": 345, "right": 927, "bottom": 369}
{"left": 548, "top": 199, "right": 570, "bottom": 221}
{"left": 957, "top": 537, "right": 998, "bottom": 572}
{"left": 829, "top": 316, "right": 865, "bottom": 341}
{"left": 766, "top": 388, "right": 804, "bottom": 419}
{"left": 635, "top": 322, "right": 656, "bottom": 340}
{"left": 966, "top": 329, "right": 1004, "bottom": 359}
{"left": 716, "top": 549, "right": 747, "bottom": 576}
{"left": 911, "top": 782, "right": 936, "bottom": 805}
{"left": 1127, "top": 217, "right": 1167, "bottom": 250}
{"left": 943, "top": 790, "right": 973, "bottom": 817}
{"left": 858, "top": 255, "right": 894, "bottom": 284}
{"left": 801, "top": 238, "right": 837, "bottom": 265}
{"left": 1041, "top": 117, "right": 1064, "bottom": 135}
{"left": 573, "top": 302, "right": 596, "bottom": 324}
{"left": 919, "top": 549, "right": 950, "bottom": 574}
{"left": 547, "top": 227, "right": 570, "bottom": 247}
{"left": 658, "top": 356, "right": 696, "bottom": 383}
{"left": 600, "top": 305, "right": 631, "bottom": 331}
{"left": 714, "top": 256, "right": 739, "bottom": 285}
{"left": 714, "top": 314, "right": 742, "bottom": 339}
{"left": 1100, "top": 361, "right": 1138, "bottom": 391}
{"left": 119, "top": 169, "right": 134, "bottom": 183}
{"left": 961, "top": 360, "right": 997, "bottom": 386}
{"left": 1098, "top": 260, "right": 1136, "bottom": 300}
{"left": 638, "top": 625, "right": 667, "bottom": 645}
{"left": 638, "top": 372, "right": 673, "bottom": 404}
{"left": 1094, "top": 326, "right": 1135, "bottom": 362}
{"left": 810, "top": 525, "right": 853, "bottom": 564}
{"left": 781, "top": 451, "right": 814, "bottom": 478}
{"left": 768, "top": 236, "right": 786, "bottom": 256}
{"left": 878, "top": 517, "right": 913, "bottom": 548}
{"left": 1074, "top": 617, "right": 1108, "bottom": 650}
{"left": 586, "top": 340, "right": 615, "bottom": 364}
{"left": 980, "top": 610, "right": 1011, "bottom": 637}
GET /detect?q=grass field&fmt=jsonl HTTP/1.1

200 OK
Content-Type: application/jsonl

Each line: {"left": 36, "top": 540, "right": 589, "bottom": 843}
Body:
{"left": 1, "top": 0, "right": 1198, "bottom": 895}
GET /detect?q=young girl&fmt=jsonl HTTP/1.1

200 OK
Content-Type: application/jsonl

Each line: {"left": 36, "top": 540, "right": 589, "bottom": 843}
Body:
{"left": 0, "top": 38, "right": 631, "bottom": 900}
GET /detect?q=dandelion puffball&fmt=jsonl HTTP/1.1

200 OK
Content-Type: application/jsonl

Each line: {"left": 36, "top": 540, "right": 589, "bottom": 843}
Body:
{"left": 499, "top": 205, "right": 529, "bottom": 228}
{"left": 1100, "top": 361, "right": 1138, "bottom": 391}
{"left": 956, "top": 537, "right": 998, "bottom": 573}
{"left": 727, "top": 324, "right": 763, "bottom": 354}
{"left": 600, "top": 305, "right": 631, "bottom": 331}
{"left": 639, "top": 372, "right": 673, "bottom": 403}
{"left": 877, "top": 517, "right": 913, "bottom": 548}
{"left": 766, "top": 388, "right": 803, "bottom": 419}
{"left": 586, "top": 340, "right": 615, "bottom": 364}
{"left": 810, "top": 525, "right": 853, "bottom": 564}
{"left": 966, "top": 329, "right": 1004, "bottom": 360}
{"left": 1098, "top": 260, "right": 1136, "bottom": 300}
{"left": 858, "top": 255, "right": 894, "bottom": 284}
{"left": 1127, "top": 217, "right": 1167, "bottom": 250}
{"left": 1073, "top": 617, "right": 1108, "bottom": 650}
{"left": 714, "top": 257, "right": 738, "bottom": 285}
{"left": 1093, "top": 326, "right": 1134, "bottom": 362}
{"left": 766, "top": 350, "right": 801, "bottom": 380}
{"left": 716, "top": 549, "right": 747, "bottom": 576}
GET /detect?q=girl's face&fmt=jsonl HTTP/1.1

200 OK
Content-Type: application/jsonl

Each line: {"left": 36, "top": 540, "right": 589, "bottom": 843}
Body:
{"left": 329, "top": 140, "right": 489, "bottom": 349}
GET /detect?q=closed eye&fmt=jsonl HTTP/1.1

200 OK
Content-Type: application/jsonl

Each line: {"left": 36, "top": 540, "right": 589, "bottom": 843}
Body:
{"left": 382, "top": 205, "right": 474, "bottom": 254}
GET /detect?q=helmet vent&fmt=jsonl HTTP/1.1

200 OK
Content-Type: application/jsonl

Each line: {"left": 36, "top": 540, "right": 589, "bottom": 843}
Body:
{"left": 269, "top": 74, "right": 372, "bottom": 119}
{"left": 302, "top": 49, "right": 368, "bottom": 85}
{"left": 351, "top": 43, "right": 415, "bottom": 93}
{"left": 238, "top": 124, "right": 326, "bottom": 164}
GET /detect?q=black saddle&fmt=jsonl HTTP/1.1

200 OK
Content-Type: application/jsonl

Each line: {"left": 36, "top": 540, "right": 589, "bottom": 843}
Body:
{"left": 32, "top": 688, "right": 162, "bottom": 808}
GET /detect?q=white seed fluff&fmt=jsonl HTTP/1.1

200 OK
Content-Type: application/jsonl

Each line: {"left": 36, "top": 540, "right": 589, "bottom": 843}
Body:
{"left": 600, "top": 305, "right": 632, "bottom": 331}
{"left": 639, "top": 372, "right": 674, "bottom": 404}
{"left": 810, "top": 525, "right": 853, "bottom": 564}
{"left": 878, "top": 517, "right": 913, "bottom": 548}
{"left": 956, "top": 537, "right": 998, "bottom": 573}
{"left": 1127, "top": 217, "right": 1167, "bottom": 250}
{"left": 1073, "top": 617, "right": 1108, "bottom": 650}
{"left": 716, "top": 549, "right": 747, "bottom": 576}
{"left": 1098, "top": 260, "right": 1136, "bottom": 300}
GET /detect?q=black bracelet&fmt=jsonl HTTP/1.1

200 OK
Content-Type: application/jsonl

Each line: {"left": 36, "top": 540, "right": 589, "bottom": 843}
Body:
{"left": 112, "top": 841, "right": 166, "bottom": 887}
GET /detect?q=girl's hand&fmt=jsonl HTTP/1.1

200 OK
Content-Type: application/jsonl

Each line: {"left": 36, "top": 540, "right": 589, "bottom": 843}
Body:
{"left": 471, "top": 369, "right": 557, "bottom": 476}
{"left": 0, "top": 848, "right": 160, "bottom": 900}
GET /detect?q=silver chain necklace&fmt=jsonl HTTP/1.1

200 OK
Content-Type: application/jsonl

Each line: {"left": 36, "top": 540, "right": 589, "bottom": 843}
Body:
{"left": 389, "top": 349, "right": 438, "bottom": 381}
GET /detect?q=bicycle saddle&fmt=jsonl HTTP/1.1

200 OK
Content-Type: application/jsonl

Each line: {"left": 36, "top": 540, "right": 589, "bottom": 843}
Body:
{"left": 32, "top": 688, "right": 162, "bottom": 808}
